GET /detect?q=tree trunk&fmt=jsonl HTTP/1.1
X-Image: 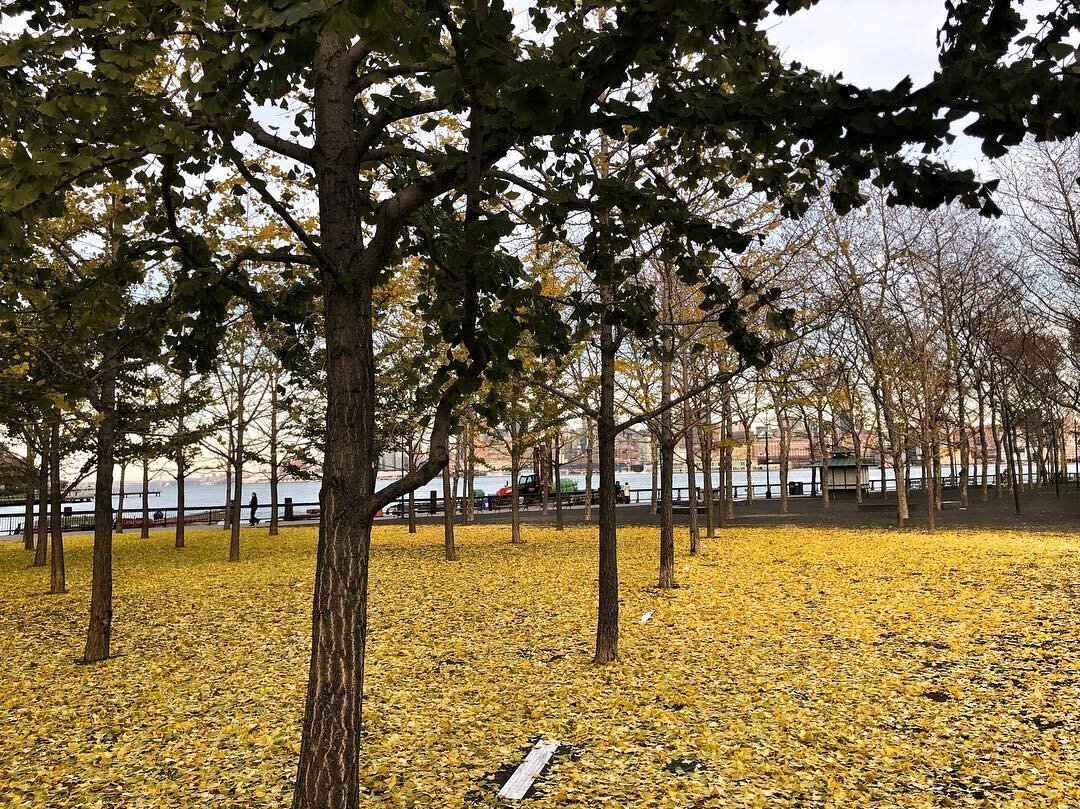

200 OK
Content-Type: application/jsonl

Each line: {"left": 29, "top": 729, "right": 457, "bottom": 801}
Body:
{"left": 85, "top": 355, "right": 117, "bottom": 661}
{"left": 957, "top": 375, "right": 969, "bottom": 507}
{"left": 885, "top": 408, "right": 909, "bottom": 527}
{"left": 990, "top": 387, "right": 1003, "bottom": 496}
{"left": 49, "top": 415, "right": 65, "bottom": 594}
{"left": 442, "top": 462, "right": 456, "bottom": 561}
{"left": 176, "top": 378, "right": 187, "bottom": 549}
{"left": 229, "top": 398, "right": 244, "bottom": 562}
{"left": 540, "top": 443, "right": 549, "bottom": 515}
{"left": 977, "top": 382, "right": 988, "bottom": 501}
{"left": 292, "top": 275, "right": 376, "bottom": 809}
{"left": 1056, "top": 420, "right": 1064, "bottom": 490}
{"left": 407, "top": 447, "right": 416, "bottom": 533}
{"left": 742, "top": 420, "right": 753, "bottom": 503}
{"left": 223, "top": 432, "right": 233, "bottom": 532}
{"left": 819, "top": 411, "right": 830, "bottom": 511}
{"left": 724, "top": 394, "right": 734, "bottom": 521}
{"left": 510, "top": 442, "right": 522, "bottom": 545}
{"left": 464, "top": 423, "right": 476, "bottom": 524}
{"left": 875, "top": 404, "right": 887, "bottom": 499}
{"left": 554, "top": 432, "right": 564, "bottom": 531}
{"left": 1041, "top": 421, "right": 1049, "bottom": 487}
{"left": 270, "top": 374, "right": 280, "bottom": 536}
{"left": 34, "top": 440, "right": 47, "bottom": 567}
{"left": 920, "top": 442, "right": 928, "bottom": 499}
{"left": 22, "top": 446, "right": 35, "bottom": 551}
{"left": 452, "top": 440, "right": 461, "bottom": 517}
{"left": 893, "top": 448, "right": 909, "bottom": 527}
{"left": 925, "top": 440, "right": 936, "bottom": 533}
{"left": 852, "top": 422, "right": 864, "bottom": 504}
{"left": 702, "top": 423, "right": 715, "bottom": 537}
{"left": 683, "top": 397, "right": 699, "bottom": 556}
{"left": 1026, "top": 426, "right": 1036, "bottom": 488}
{"left": 932, "top": 439, "right": 943, "bottom": 510}
{"left": 292, "top": 37, "right": 376, "bottom": 804}
{"left": 584, "top": 418, "right": 594, "bottom": 521}
{"left": 658, "top": 430, "right": 676, "bottom": 589}
{"left": 658, "top": 341, "right": 676, "bottom": 589}
{"left": 1003, "top": 399, "right": 1021, "bottom": 515}
{"left": 594, "top": 308, "right": 619, "bottom": 663}
{"left": 176, "top": 452, "right": 186, "bottom": 548}
{"left": 649, "top": 431, "right": 658, "bottom": 514}
{"left": 778, "top": 413, "right": 789, "bottom": 515}
{"left": 1010, "top": 419, "right": 1019, "bottom": 507}
{"left": 115, "top": 462, "right": 126, "bottom": 534}
{"left": 140, "top": 456, "right": 150, "bottom": 539}
{"left": 451, "top": 438, "right": 460, "bottom": 514}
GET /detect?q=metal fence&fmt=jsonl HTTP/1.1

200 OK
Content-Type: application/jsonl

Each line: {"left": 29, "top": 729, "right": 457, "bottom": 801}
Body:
{"left": 0, "top": 500, "right": 323, "bottom": 538}
{"left": 1, "top": 470, "right": 1068, "bottom": 538}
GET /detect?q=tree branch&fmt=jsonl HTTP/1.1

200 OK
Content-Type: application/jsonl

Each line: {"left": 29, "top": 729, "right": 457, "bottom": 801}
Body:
{"left": 485, "top": 169, "right": 596, "bottom": 210}
{"left": 355, "top": 98, "right": 448, "bottom": 157}
{"left": 616, "top": 361, "right": 751, "bottom": 432}
{"left": 370, "top": 395, "right": 455, "bottom": 512}
{"left": 344, "top": 39, "right": 372, "bottom": 70}
{"left": 161, "top": 154, "right": 201, "bottom": 270}
{"left": 355, "top": 62, "right": 451, "bottom": 93}
{"left": 240, "top": 120, "right": 316, "bottom": 165}
{"left": 227, "top": 155, "right": 331, "bottom": 270}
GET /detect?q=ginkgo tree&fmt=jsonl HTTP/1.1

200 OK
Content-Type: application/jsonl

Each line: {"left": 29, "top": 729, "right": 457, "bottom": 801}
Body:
{"left": 2, "top": 1, "right": 1078, "bottom": 807}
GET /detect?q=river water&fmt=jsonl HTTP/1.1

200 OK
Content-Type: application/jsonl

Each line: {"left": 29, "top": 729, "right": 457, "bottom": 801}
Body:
{"left": 1, "top": 463, "right": 996, "bottom": 517}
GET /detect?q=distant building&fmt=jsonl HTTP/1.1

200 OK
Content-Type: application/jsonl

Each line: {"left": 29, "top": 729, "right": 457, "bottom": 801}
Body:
{"left": 473, "top": 425, "right": 651, "bottom": 474}
{"left": 0, "top": 446, "right": 26, "bottom": 495}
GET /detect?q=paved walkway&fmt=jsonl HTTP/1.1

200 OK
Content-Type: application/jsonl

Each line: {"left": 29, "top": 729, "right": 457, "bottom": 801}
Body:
{"left": 5, "top": 485, "right": 1076, "bottom": 542}
{"left": 378, "top": 485, "right": 1080, "bottom": 531}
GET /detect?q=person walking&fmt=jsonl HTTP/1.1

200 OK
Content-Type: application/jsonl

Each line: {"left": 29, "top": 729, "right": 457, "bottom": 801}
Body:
{"left": 248, "top": 491, "right": 259, "bottom": 526}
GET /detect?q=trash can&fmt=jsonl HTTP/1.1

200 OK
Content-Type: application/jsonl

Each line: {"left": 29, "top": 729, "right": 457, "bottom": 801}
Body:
{"left": 788, "top": 481, "right": 804, "bottom": 496}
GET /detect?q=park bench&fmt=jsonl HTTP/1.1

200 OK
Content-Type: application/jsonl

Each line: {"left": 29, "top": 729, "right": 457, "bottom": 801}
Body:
{"left": 672, "top": 500, "right": 708, "bottom": 514}
{"left": 858, "top": 502, "right": 894, "bottom": 512}
{"left": 858, "top": 501, "right": 922, "bottom": 512}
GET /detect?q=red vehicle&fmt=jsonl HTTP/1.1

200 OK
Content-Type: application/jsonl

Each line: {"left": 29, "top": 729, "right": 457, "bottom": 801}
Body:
{"left": 495, "top": 473, "right": 553, "bottom": 505}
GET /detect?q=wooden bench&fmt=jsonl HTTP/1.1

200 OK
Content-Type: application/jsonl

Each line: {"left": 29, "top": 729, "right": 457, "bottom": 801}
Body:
{"left": 672, "top": 501, "right": 708, "bottom": 514}
{"left": 858, "top": 501, "right": 921, "bottom": 512}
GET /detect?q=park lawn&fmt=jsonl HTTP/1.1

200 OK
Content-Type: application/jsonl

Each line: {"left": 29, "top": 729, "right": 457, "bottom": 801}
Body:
{"left": 1, "top": 524, "right": 1078, "bottom": 808}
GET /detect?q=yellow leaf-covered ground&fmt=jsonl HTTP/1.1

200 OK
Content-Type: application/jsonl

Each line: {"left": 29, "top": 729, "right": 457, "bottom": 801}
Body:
{"left": 1, "top": 525, "right": 1078, "bottom": 807}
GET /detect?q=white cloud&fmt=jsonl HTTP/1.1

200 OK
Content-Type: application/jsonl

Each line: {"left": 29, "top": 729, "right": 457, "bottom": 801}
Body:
{"left": 767, "top": 0, "right": 1060, "bottom": 173}
{"left": 767, "top": 0, "right": 947, "bottom": 89}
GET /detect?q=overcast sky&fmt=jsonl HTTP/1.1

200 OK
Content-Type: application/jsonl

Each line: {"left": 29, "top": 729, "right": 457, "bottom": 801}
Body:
{"left": 766, "top": 0, "right": 1064, "bottom": 172}
{"left": 767, "top": 0, "right": 986, "bottom": 168}
{"left": 768, "top": 0, "right": 947, "bottom": 89}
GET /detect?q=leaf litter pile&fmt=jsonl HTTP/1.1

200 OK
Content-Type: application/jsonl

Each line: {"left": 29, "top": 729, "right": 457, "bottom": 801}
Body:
{"left": 1, "top": 525, "right": 1078, "bottom": 807}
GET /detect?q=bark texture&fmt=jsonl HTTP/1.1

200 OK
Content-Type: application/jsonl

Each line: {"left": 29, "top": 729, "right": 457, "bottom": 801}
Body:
{"left": 85, "top": 357, "right": 117, "bottom": 661}
{"left": 48, "top": 416, "right": 65, "bottom": 595}
{"left": 594, "top": 307, "right": 619, "bottom": 663}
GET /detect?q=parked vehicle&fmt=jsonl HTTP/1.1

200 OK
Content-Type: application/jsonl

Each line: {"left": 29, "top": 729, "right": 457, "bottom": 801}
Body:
{"left": 494, "top": 473, "right": 553, "bottom": 505}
